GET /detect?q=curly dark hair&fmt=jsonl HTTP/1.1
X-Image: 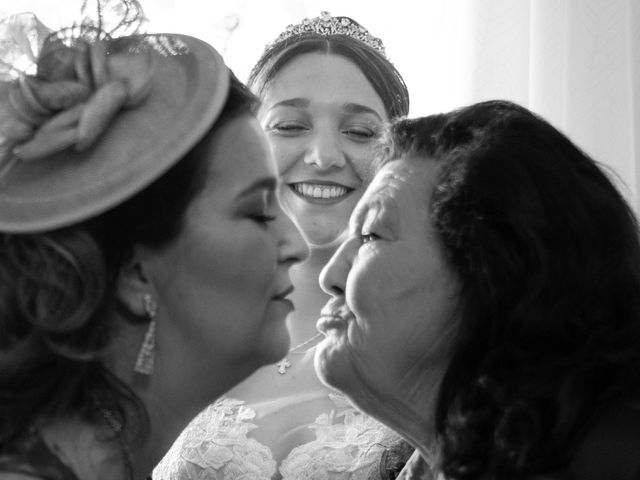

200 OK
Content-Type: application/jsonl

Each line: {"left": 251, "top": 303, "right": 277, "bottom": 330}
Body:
{"left": 248, "top": 28, "right": 409, "bottom": 120}
{"left": 385, "top": 100, "right": 640, "bottom": 479}
{"left": 0, "top": 74, "right": 258, "bottom": 451}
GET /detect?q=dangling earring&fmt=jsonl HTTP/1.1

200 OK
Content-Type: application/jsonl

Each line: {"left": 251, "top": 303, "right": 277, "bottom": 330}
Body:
{"left": 134, "top": 293, "right": 157, "bottom": 375}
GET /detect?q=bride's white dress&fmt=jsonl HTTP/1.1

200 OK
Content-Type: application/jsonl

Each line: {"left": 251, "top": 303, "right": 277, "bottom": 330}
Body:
{"left": 153, "top": 391, "right": 405, "bottom": 480}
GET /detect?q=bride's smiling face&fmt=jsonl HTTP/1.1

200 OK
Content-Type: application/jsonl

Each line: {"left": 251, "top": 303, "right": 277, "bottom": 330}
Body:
{"left": 258, "top": 53, "right": 387, "bottom": 248}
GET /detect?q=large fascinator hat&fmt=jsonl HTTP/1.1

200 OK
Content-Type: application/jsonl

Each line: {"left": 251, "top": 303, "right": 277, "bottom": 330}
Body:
{"left": 0, "top": 1, "right": 229, "bottom": 233}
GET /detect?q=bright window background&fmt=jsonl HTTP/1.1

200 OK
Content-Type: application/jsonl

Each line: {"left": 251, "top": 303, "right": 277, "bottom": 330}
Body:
{"left": 1, "top": 0, "right": 475, "bottom": 116}
{"left": 3, "top": 0, "right": 639, "bottom": 208}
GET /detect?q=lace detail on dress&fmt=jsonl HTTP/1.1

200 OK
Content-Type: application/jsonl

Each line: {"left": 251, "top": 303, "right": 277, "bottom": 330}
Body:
{"left": 154, "top": 398, "right": 277, "bottom": 480}
{"left": 279, "top": 393, "right": 401, "bottom": 480}
{"left": 154, "top": 394, "right": 405, "bottom": 480}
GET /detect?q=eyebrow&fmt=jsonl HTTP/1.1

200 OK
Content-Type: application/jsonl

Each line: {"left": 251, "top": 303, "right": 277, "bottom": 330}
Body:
{"left": 236, "top": 177, "right": 278, "bottom": 199}
{"left": 268, "top": 98, "right": 383, "bottom": 121}
{"left": 343, "top": 103, "right": 383, "bottom": 121}
{"left": 269, "top": 98, "right": 310, "bottom": 110}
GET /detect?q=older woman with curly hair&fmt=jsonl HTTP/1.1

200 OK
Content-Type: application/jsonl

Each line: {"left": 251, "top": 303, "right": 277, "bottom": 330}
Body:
{"left": 317, "top": 100, "right": 640, "bottom": 480}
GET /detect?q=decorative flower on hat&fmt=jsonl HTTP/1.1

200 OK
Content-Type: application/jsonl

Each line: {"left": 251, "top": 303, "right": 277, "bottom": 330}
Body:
{"left": 0, "top": 3, "right": 152, "bottom": 167}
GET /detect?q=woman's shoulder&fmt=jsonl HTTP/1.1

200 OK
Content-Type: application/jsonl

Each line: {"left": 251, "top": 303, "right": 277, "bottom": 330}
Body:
{"left": 569, "top": 396, "right": 640, "bottom": 480}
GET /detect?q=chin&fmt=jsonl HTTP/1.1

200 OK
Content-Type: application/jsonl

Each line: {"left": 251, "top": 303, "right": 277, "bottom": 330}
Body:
{"left": 265, "top": 331, "right": 291, "bottom": 365}
{"left": 313, "top": 335, "right": 356, "bottom": 394}
{"left": 299, "top": 222, "right": 348, "bottom": 248}
{"left": 288, "top": 205, "right": 353, "bottom": 247}
{"left": 253, "top": 314, "right": 291, "bottom": 367}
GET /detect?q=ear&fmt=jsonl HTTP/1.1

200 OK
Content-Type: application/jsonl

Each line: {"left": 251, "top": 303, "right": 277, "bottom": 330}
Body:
{"left": 116, "top": 246, "right": 155, "bottom": 318}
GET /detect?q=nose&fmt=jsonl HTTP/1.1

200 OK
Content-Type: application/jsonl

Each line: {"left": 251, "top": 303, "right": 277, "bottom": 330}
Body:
{"left": 319, "top": 237, "right": 355, "bottom": 297}
{"left": 275, "top": 204, "right": 309, "bottom": 265}
{"left": 304, "top": 129, "right": 345, "bottom": 170}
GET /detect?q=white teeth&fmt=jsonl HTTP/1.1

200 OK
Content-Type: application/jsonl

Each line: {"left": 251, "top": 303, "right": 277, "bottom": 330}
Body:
{"left": 293, "top": 183, "right": 348, "bottom": 199}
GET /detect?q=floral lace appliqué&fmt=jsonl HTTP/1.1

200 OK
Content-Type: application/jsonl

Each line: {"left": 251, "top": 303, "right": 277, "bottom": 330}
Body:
{"left": 279, "top": 393, "right": 401, "bottom": 480}
{"left": 154, "top": 394, "right": 404, "bottom": 480}
{"left": 154, "top": 398, "right": 277, "bottom": 480}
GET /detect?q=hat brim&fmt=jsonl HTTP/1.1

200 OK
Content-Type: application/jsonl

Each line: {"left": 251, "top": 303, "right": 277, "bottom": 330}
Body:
{"left": 0, "top": 33, "right": 230, "bottom": 233}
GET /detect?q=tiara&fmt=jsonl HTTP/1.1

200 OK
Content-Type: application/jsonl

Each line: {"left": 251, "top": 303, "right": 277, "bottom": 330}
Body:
{"left": 269, "top": 11, "right": 386, "bottom": 57}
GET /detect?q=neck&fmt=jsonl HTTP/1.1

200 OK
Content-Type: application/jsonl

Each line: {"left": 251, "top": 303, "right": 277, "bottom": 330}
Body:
{"left": 109, "top": 316, "right": 257, "bottom": 479}
{"left": 287, "top": 245, "right": 337, "bottom": 346}
{"left": 379, "top": 398, "right": 438, "bottom": 462}
{"left": 306, "top": 243, "right": 338, "bottom": 268}
{"left": 349, "top": 365, "right": 444, "bottom": 465}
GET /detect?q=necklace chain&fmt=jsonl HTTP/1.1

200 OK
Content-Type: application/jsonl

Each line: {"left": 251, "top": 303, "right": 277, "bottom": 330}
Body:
{"left": 289, "top": 332, "right": 324, "bottom": 354}
{"left": 276, "top": 333, "right": 324, "bottom": 374}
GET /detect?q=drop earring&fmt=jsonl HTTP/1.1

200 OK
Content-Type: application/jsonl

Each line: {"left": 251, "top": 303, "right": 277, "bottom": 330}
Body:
{"left": 134, "top": 293, "right": 157, "bottom": 375}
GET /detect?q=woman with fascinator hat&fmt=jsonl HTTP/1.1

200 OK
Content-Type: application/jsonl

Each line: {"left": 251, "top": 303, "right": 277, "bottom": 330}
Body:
{"left": 155, "top": 11, "right": 414, "bottom": 480}
{"left": 0, "top": 2, "right": 307, "bottom": 478}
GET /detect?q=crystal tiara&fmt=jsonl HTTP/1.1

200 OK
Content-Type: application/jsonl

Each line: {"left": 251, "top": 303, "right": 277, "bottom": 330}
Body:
{"left": 268, "top": 11, "right": 386, "bottom": 57}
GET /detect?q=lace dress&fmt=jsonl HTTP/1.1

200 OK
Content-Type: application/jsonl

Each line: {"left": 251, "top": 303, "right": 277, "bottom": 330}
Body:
{"left": 153, "top": 392, "right": 408, "bottom": 480}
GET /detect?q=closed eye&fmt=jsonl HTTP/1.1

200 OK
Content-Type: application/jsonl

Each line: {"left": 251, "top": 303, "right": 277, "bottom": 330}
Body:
{"left": 360, "top": 232, "right": 380, "bottom": 244}
{"left": 342, "top": 126, "right": 377, "bottom": 142}
{"left": 268, "top": 121, "right": 309, "bottom": 136}
{"left": 250, "top": 213, "right": 277, "bottom": 227}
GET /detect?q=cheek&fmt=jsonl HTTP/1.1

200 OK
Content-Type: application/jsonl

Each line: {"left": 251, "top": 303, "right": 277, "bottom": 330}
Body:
{"left": 277, "top": 182, "right": 296, "bottom": 218}
{"left": 348, "top": 147, "right": 377, "bottom": 185}
{"left": 348, "top": 247, "right": 406, "bottom": 319}
{"left": 344, "top": 252, "right": 400, "bottom": 357}
{"left": 270, "top": 139, "right": 300, "bottom": 176}
{"left": 219, "top": 239, "right": 276, "bottom": 295}
{"left": 177, "top": 229, "right": 275, "bottom": 310}
{"left": 347, "top": 250, "right": 452, "bottom": 356}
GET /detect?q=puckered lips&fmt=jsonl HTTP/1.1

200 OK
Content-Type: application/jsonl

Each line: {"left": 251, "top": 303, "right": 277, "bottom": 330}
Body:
{"left": 288, "top": 180, "right": 354, "bottom": 205}
{"left": 317, "top": 300, "right": 353, "bottom": 333}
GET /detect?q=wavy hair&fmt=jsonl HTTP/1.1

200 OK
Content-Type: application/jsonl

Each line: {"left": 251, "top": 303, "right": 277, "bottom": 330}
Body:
{"left": 385, "top": 100, "right": 640, "bottom": 478}
{"left": 0, "top": 75, "right": 258, "bottom": 451}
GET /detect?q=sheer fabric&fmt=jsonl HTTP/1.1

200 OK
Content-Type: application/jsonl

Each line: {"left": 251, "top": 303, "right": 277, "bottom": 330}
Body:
{"left": 154, "top": 393, "right": 405, "bottom": 480}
